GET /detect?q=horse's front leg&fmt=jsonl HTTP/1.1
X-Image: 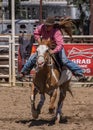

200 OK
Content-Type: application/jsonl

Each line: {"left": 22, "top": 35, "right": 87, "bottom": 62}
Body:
{"left": 49, "top": 89, "right": 57, "bottom": 114}
{"left": 30, "top": 82, "right": 38, "bottom": 119}
{"left": 55, "top": 87, "right": 66, "bottom": 124}
{"left": 31, "top": 94, "right": 45, "bottom": 119}
{"left": 36, "top": 94, "right": 45, "bottom": 116}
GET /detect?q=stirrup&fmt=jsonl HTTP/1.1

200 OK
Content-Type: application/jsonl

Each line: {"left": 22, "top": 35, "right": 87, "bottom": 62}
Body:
{"left": 77, "top": 76, "right": 87, "bottom": 82}
{"left": 16, "top": 74, "right": 24, "bottom": 81}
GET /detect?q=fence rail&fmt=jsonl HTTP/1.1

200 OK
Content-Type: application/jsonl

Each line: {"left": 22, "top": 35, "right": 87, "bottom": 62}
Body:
{"left": 0, "top": 35, "right": 11, "bottom": 86}
{"left": 0, "top": 35, "right": 93, "bottom": 87}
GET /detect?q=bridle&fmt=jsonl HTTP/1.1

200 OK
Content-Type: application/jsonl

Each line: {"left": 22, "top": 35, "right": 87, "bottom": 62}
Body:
{"left": 36, "top": 50, "right": 53, "bottom": 68}
{"left": 36, "top": 55, "right": 45, "bottom": 67}
{"left": 36, "top": 45, "right": 60, "bottom": 84}
{"left": 36, "top": 45, "right": 61, "bottom": 74}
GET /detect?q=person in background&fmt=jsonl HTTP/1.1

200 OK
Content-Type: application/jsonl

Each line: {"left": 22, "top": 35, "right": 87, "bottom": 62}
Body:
{"left": 18, "top": 33, "right": 35, "bottom": 72}
{"left": 18, "top": 17, "right": 87, "bottom": 82}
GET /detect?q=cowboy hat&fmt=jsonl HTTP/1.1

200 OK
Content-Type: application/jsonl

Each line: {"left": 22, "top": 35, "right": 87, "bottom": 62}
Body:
{"left": 45, "top": 17, "right": 55, "bottom": 26}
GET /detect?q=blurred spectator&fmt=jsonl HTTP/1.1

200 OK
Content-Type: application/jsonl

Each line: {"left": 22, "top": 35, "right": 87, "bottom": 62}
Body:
{"left": 18, "top": 33, "right": 35, "bottom": 72}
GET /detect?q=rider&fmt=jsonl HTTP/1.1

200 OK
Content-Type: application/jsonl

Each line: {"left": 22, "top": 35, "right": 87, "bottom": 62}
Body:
{"left": 19, "top": 17, "right": 87, "bottom": 81}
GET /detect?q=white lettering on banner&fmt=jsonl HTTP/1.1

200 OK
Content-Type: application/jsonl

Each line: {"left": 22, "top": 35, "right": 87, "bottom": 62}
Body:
{"left": 68, "top": 47, "right": 93, "bottom": 58}
{"left": 83, "top": 68, "right": 91, "bottom": 73}
{"left": 79, "top": 65, "right": 87, "bottom": 68}
{"left": 65, "top": 45, "right": 93, "bottom": 75}
{"left": 72, "top": 59, "right": 91, "bottom": 64}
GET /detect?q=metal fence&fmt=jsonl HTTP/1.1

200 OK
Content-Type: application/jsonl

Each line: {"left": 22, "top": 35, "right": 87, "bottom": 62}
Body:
{"left": 0, "top": 35, "right": 93, "bottom": 87}
{"left": 0, "top": 35, "right": 11, "bottom": 86}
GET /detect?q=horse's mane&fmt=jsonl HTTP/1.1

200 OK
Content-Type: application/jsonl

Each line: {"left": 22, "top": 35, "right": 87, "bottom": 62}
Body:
{"left": 54, "top": 17, "right": 75, "bottom": 38}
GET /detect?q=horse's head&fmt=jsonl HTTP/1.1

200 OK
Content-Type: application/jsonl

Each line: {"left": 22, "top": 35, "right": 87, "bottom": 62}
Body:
{"left": 36, "top": 44, "right": 49, "bottom": 68}
{"left": 36, "top": 39, "right": 51, "bottom": 68}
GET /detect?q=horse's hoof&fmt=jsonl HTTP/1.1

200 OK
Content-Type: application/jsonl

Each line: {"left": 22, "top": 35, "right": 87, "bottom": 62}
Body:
{"left": 31, "top": 108, "right": 40, "bottom": 119}
{"left": 55, "top": 120, "right": 60, "bottom": 124}
{"left": 32, "top": 110, "right": 39, "bottom": 119}
{"left": 55, "top": 114, "right": 68, "bottom": 124}
{"left": 55, "top": 113, "right": 60, "bottom": 124}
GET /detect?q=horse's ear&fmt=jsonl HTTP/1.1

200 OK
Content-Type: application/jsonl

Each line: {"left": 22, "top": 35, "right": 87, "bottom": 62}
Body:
{"left": 47, "top": 38, "right": 51, "bottom": 42}
{"left": 41, "top": 38, "right": 51, "bottom": 47}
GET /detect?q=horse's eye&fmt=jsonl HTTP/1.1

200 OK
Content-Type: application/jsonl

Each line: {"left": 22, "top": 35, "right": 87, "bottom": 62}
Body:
{"left": 46, "top": 49, "right": 49, "bottom": 53}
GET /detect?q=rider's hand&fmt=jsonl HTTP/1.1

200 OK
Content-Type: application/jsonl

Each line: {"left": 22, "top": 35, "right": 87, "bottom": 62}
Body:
{"left": 49, "top": 49, "right": 54, "bottom": 55}
{"left": 37, "top": 38, "right": 42, "bottom": 45}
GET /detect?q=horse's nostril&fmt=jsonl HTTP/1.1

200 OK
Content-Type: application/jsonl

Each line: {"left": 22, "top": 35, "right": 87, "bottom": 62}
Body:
{"left": 38, "top": 62, "right": 44, "bottom": 65}
{"left": 37, "top": 56, "right": 44, "bottom": 64}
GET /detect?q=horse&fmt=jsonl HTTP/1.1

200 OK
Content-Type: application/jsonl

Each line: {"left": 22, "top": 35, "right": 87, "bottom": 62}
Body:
{"left": 30, "top": 39, "right": 73, "bottom": 124}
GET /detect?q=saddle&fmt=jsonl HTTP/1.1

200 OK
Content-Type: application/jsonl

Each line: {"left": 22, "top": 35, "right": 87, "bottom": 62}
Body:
{"left": 51, "top": 54, "right": 72, "bottom": 85}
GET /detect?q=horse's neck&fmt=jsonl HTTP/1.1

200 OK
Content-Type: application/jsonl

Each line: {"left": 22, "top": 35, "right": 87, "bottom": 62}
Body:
{"left": 36, "top": 64, "right": 49, "bottom": 76}
{"left": 47, "top": 61, "right": 60, "bottom": 79}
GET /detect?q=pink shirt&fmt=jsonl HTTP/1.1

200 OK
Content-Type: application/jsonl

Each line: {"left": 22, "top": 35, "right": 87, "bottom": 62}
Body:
{"left": 34, "top": 24, "right": 64, "bottom": 53}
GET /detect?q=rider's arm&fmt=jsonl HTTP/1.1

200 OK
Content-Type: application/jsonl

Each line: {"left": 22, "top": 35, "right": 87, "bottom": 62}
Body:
{"left": 37, "top": 38, "right": 42, "bottom": 45}
{"left": 34, "top": 24, "right": 43, "bottom": 45}
{"left": 52, "top": 30, "right": 64, "bottom": 54}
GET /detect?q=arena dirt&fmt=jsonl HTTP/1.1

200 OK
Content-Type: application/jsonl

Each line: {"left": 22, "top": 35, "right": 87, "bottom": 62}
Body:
{"left": 0, "top": 86, "right": 93, "bottom": 130}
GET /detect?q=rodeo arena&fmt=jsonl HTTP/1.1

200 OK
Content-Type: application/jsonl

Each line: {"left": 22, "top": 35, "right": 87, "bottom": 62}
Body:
{"left": 0, "top": 0, "right": 93, "bottom": 130}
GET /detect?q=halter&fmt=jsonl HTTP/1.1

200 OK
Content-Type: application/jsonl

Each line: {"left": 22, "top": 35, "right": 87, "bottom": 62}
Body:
{"left": 36, "top": 44, "right": 49, "bottom": 68}
{"left": 36, "top": 45, "right": 60, "bottom": 85}
{"left": 36, "top": 55, "right": 45, "bottom": 67}
{"left": 47, "top": 55, "right": 53, "bottom": 66}
{"left": 47, "top": 50, "right": 62, "bottom": 74}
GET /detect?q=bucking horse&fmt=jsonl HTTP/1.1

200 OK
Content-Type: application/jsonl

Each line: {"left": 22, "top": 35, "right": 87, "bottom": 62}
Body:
{"left": 30, "top": 17, "right": 74, "bottom": 124}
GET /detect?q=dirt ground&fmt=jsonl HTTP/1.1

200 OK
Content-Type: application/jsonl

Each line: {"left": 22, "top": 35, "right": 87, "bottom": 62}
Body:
{"left": 0, "top": 85, "right": 93, "bottom": 130}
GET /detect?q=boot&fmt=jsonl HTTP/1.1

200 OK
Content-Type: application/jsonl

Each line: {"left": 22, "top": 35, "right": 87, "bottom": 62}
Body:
{"left": 16, "top": 73, "right": 24, "bottom": 81}
{"left": 75, "top": 73, "right": 87, "bottom": 82}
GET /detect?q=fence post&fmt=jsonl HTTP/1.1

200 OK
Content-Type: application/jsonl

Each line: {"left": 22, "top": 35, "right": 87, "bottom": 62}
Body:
{"left": 9, "top": 36, "right": 12, "bottom": 86}
{"left": 11, "top": 0, "right": 16, "bottom": 86}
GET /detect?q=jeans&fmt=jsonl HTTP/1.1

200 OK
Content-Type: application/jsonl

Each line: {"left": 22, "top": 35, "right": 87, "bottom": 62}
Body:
{"left": 21, "top": 52, "right": 37, "bottom": 74}
{"left": 58, "top": 48, "right": 83, "bottom": 75}
{"left": 21, "top": 48, "right": 83, "bottom": 76}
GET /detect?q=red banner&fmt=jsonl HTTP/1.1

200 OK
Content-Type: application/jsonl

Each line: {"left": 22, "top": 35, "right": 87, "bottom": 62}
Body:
{"left": 64, "top": 44, "right": 93, "bottom": 76}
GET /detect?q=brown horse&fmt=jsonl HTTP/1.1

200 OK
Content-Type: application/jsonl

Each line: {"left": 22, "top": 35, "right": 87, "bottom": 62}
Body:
{"left": 30, "top": 39, "right": 73, "bottom": 124}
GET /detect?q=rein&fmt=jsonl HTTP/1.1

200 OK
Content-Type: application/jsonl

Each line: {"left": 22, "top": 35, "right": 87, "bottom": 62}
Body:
{"left": 47, "top": 50, "right": 62, "bottom": 74}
